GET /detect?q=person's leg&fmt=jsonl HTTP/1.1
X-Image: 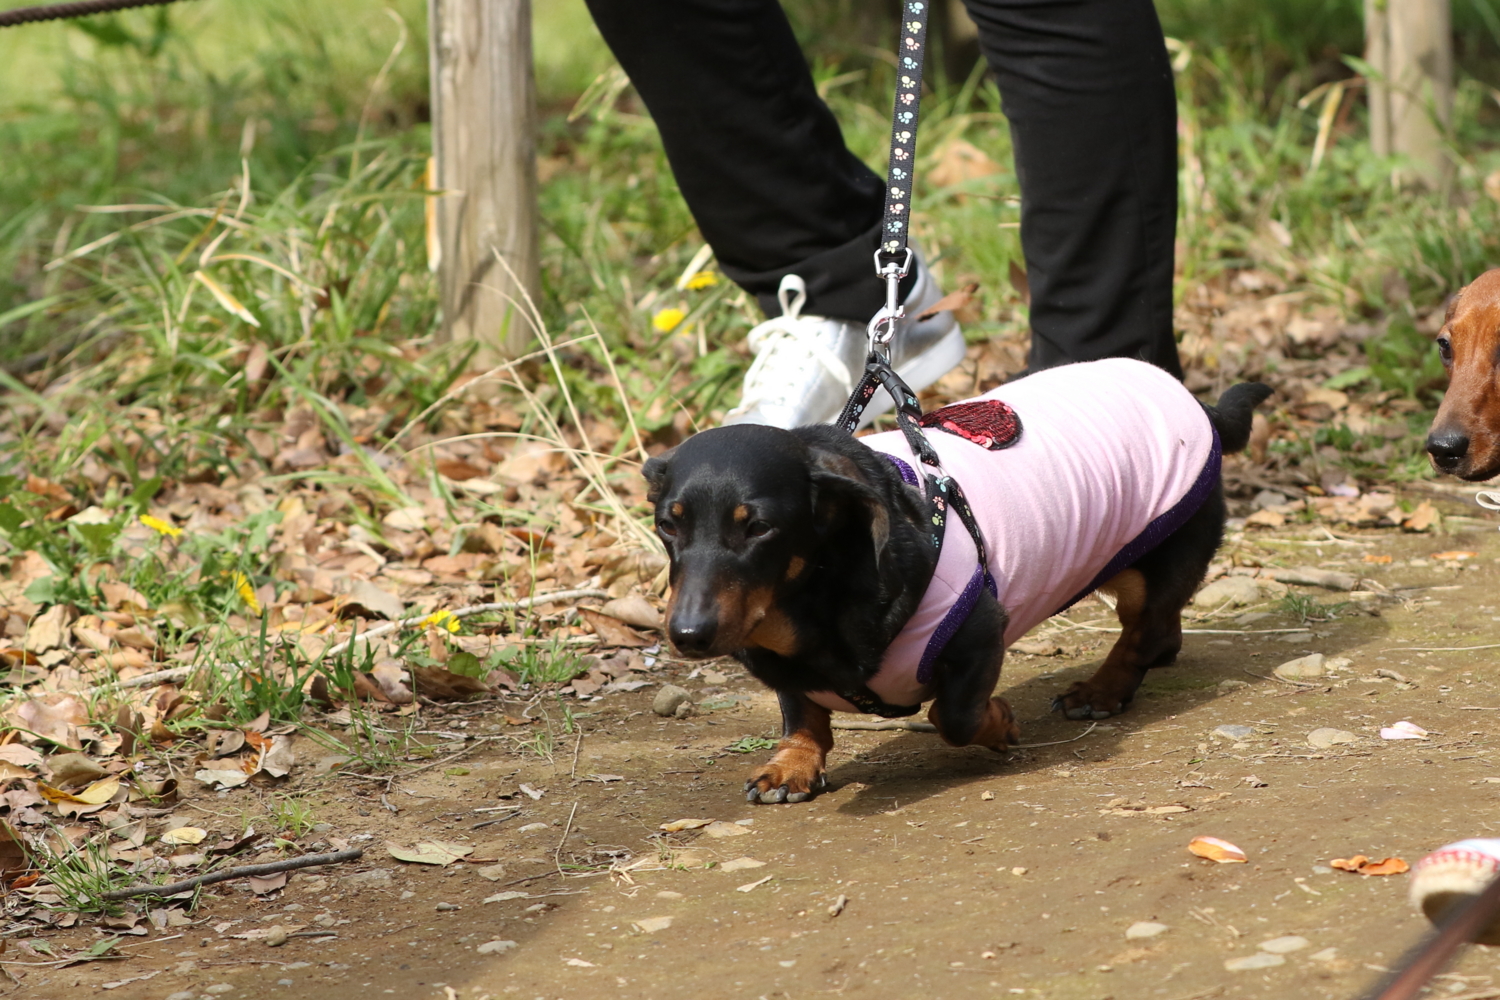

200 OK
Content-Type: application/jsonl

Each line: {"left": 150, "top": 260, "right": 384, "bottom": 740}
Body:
{"left": 962, "top": 0, "right": 1182, "bottom": 377}
{"left": 583, "top": 0, "right": 890, "bottom": 323}
{"left": 585, "top": 0, "right": 962, "bottom": 429}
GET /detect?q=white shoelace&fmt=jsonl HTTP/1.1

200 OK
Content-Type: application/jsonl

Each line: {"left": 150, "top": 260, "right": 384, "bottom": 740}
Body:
{"left": 733, "top": 275, "right": 855, "bottom": 412}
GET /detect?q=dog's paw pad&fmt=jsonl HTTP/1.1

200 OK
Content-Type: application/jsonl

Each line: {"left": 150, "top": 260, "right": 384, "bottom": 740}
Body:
{"left": 1053, "top": 682, "right": 1125, "bottom": 720}
{"left": 745, "top": 750, "right": 826, "bottom": 805}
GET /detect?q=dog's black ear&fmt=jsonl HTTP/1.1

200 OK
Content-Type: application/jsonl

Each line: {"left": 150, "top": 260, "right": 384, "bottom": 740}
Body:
{"left": 642, "top": 447, "right": 676, "bottom": 505}
{"left": 808, "top": 448, "right": 890, "bottom": 566}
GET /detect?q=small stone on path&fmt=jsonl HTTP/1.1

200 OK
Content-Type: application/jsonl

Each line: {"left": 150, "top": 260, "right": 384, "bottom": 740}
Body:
{"left": 1275, "top": 653, "right": 1325, "bottom": 680}
{"left": 1309, "top": 947, "right": 1339, "bottom": 961}
{"left": 1260, "top": 935, "right": 1309, "bottom": 954}
{"left": 1194, "top": 576, "right": 1262, "bottom": 608}
{"left": 1212, "top": 725, "right": 1254, "bottom": 741}
{"left": 1125, "top": 921, "right": 1169, "bottom": 940}
{"left": 1307, "top": 728, "right": 1357, "bottom": 749}
{"left": 435, "top": 902, "right": 459, "bottom": 911}
{"left": 653, "top": 685, "right": 693, "bottom": 718}
{"left": 477, "top": 939, "right": 518, "bottom": 955}
{"left": 1225, "top": 953, "right": 1286, "bottom": 971}
{"left": 1217, "top": 679, "right": 1250, "bottom": 694}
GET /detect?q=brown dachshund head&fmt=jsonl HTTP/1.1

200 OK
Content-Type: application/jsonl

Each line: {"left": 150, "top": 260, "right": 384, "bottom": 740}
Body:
{"left": 642, "top": 425, "right": 890, "bottom": 660}
{"left": 1426, "top": 270, "right": 1500, "bottom": 481}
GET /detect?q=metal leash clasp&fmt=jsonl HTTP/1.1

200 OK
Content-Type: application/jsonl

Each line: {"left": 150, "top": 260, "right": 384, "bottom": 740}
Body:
{"left": 867, "top": 248, "right": 914, "bottom": 362}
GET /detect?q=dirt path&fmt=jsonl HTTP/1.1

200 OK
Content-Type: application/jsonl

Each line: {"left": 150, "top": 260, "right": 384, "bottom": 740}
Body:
{"left": 21, "top": 512, "right": 1500, "bottom": 1000}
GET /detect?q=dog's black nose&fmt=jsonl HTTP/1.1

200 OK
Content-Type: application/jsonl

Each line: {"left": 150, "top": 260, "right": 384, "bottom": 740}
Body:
{"left": 669, "top": 614, "right": 718, "bottom": 656}
{"left": 1426, "top": 429, "right": 1470, "bottom": 471}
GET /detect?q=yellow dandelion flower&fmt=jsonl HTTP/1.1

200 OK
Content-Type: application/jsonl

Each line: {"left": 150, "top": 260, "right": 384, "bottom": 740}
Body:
{"left": 140, "top": 514, "right": 182, "bottom": 538}
{"left": 652, "top": 307, "right": 687, "bottom": 333}
{"left": 684, "top": 271, "right": 719, "bottom": 290}
{"left": 235, "top": 572, "right": 263, "bottom": 615}
{"left": 421, "top": 610, "right": 461, "bottom": 633}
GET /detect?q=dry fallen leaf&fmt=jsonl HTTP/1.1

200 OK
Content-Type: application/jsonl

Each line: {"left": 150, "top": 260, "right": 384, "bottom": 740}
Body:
{"left": 248, "top": 872, "right": 289, "bottom": 895}
{"left": 633, "top": 916, "right": 673, "bottom": 933}
{"left": 195, "top": 768, "right": 250, "bottom": 790}
{"left": 736, "top": 874, "right": 774, "bottom": 893}
{"left": 659, "top": 818, "right": 714, "bottom": 833}
{"left": 703, "top": 821, "right": 753, "bottom": 838}
{"left": 161, "top": 827, "right": 208, "bottom": 846}
{"left": 5, "top": 694, "right": 88, "bottom": 748}
{"left": 1432, "top": 551, "right": 1477, "bottom": 561}
{"left": 1188, "top": 836, "right": 1248, "bottom": 864}
{"left": 44, "top": 752, "right": 106, "bottom": 787}
{"left": 1331, "top": 855, "right": 1409, "bottom": 876}
{"left": 577, "top": 609, "right": 651, "bottom": 648}
{"left": 1380, "top": 721, "right": 1429, "bottom": 740}
{"left": 0, "top": 745, "right": 42, "bottom": 769}
{"left": 1402, "top": 501, "right": 1439, "bottom": 533}
{"left": 386, "top": 840, "right": 474, "bottom": 866}
{"left": 258, "top": 736, "right": 296, "bottom": 778}
{"left": 1362, "top": 553, "right": 1393, "bottom": 564}
{"left": 719, "top": 857, "right": 766, "bottom": 872}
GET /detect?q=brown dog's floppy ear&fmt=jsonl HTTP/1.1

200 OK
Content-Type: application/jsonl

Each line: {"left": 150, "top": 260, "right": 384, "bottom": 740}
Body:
{"left": 808, "top": 449, "right": 890, "bottom": 566}
{"left": 642, "top": 447, "right": 677, "bottom": 504}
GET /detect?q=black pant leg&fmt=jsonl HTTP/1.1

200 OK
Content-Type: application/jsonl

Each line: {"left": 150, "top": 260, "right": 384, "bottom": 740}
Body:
{"left": 962, "top": 0, "right": 1182, "bottom": 377}
{"left": 584, "top": 0, "right": 891, "bottom": 323}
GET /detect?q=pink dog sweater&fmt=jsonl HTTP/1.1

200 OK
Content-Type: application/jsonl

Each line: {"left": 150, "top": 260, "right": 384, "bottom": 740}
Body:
{"left": 809, "top": 359, "right": 1220, "bottom": 714}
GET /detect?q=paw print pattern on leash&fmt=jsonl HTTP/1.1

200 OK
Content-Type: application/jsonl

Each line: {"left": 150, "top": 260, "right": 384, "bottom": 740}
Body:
{"left": 879, "top": 2, "right": 931, "bottom": 260}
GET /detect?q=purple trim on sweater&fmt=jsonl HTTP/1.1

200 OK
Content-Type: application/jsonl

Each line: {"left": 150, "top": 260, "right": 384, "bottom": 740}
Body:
{"left": 883, "top": 453, "right": 919, "bottom": 487}
{"left": 916, "top": 566, "right": 997, "bottom": 683}
{"left": 1053, "top": 424, "right": 1223, "bottom": 615}
{"left": 880, "top": 427, "right": 1221, "bottom": 682}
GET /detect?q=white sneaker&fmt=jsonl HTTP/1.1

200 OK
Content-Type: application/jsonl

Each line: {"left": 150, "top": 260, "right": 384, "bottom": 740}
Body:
{"left": 723, "top": 250, "right": 965, "bottom": 429}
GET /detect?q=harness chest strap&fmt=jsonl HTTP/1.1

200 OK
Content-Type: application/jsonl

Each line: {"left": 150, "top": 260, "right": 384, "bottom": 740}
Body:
{"left": 830, "top": 355, "right": 995, "bottom": 718}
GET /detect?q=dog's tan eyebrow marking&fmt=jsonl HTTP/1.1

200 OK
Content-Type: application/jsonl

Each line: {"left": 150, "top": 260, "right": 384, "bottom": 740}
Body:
{"left": 669, "top": 502, "right": 685, "bottom": 518}
{"left": 786, "top": 555, "right": 806, "bottom": 580}
{"left": 732, "top": 504, "right": 750, "bottom": 523}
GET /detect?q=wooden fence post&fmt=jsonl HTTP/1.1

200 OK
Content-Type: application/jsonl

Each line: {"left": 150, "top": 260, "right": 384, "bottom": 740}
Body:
{"left": 1364, "top": 0, "right": 1453, "bottom": 187}
{"left": 427, "top": 0, "right": 540, "bottom": 366}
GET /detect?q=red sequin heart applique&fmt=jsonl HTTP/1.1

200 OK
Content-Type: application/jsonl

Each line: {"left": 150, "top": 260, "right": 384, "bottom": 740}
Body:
{"left": 918, "top": 399, "right": 1022, "bottom": 451}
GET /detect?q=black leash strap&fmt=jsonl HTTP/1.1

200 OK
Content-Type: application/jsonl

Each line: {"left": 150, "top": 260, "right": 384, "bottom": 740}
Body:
{"left": 878, "top": 1, "right": 932, "bottom": 269}
{"left": 827, "top": 2, "right": 992, "bottom": 719}
{"left": 866, "top": 0, "right": 933, "bottom": 360}
{"left": 0, "top": 0, "right": 190, "bottom": 28}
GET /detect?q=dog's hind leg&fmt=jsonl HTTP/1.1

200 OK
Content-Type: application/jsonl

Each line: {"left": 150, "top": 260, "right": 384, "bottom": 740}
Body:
{"left": 1053, "top": 488, "right": 1225, "bottom": 720}
{"left": 746, "top": 692, "right": 834, "bottom": 804}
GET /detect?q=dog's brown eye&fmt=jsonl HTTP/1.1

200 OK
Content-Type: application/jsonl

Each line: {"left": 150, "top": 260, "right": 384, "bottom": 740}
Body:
{"left": 658, "top": 520, "right": 678, "bottom": 537}
{"left": 747, "top": 520, "right": 773, "bottom": 538}
{"left": 1437, "top": 335, "right": 1453, "bottom": 363}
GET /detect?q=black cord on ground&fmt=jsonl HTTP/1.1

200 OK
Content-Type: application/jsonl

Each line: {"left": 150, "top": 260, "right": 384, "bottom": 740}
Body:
{"left": 0, "top": 0, "right": 193, "bottom": 29}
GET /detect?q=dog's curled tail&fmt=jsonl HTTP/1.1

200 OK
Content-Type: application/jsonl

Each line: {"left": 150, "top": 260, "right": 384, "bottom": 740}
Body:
{"left": 1205, "top": 382, "right": 1273, "bottom": 454}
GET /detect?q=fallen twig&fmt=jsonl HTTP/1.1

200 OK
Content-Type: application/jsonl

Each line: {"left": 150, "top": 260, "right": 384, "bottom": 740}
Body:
{"left": 1011, "top": 721, "right": 1100, "bottom": 750}
{"left": 101, "top": 848, "right": 364, "bottom": 900}
{"left": 1243, "top": 668, "right": 1319, "bottom": 689}
{"left": 555, "top": 801, "right": 578, "bottom": 875}
{"left": 832, "top": 719, "right": 936, "bottom": 732}
{"left": 829, "top": 719, "right": 1099, "bottom": 750}
{"left": 1383, "top": 644, "right": 1500, "bottom": 653}
{"left": 320, "top": 588, "right": 611, "bottom": 659}
{"left": 1050, "top": 615, "right": 1309, "bottom": 636}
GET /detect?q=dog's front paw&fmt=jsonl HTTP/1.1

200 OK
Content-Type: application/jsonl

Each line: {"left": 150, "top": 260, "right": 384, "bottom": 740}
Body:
{"left": 744, "top": 748, "right": 828, "bottom": 804}
{"left": 1051, "top": 681, "right": 1127, "bottom": 721}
